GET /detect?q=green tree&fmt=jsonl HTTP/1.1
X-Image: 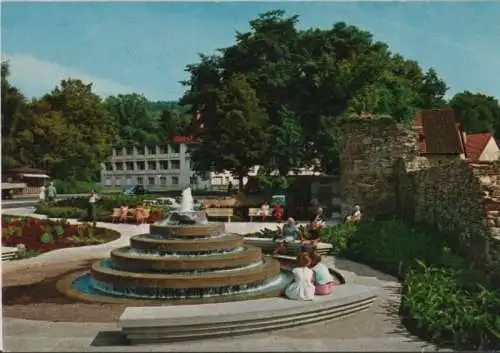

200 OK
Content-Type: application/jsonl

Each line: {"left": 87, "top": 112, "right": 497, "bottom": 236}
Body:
{"left": 105, "top": 93, "right": 159, "bottom": 144}
{"left": 1, "top": 61, "right": 36, "bottom": 170}
{"left": 450, "top": 91, "right": 500, "bottom": 137}
{"left": 182, "top": 11, "right": 436, "bottom": 173}
{"left": 32, "top": 79, "right": 116, "bottom": 179}
{"left": 158, "top": 106, "right": 192, "bottom": 139}
{"left": 265, "top": 105, "right": 306, "bottom": 176}
{"left": 190, "top": 74, "right": 269, "bottom": 188}
{"left": 418, "top": 67, "right": 448, "bottom": 109}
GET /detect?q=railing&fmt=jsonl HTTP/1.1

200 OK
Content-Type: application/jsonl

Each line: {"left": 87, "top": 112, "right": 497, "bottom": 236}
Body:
{"left": 23, "top": 186, "right": 40, "bottom": 195}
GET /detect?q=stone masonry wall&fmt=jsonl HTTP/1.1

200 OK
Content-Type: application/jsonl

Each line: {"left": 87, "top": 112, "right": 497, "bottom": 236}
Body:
{"left": 398, "top": 159, "right": 500, "bottom": 277}
{"left": 340, "top": 118, "right": 500, "bottom": 278}
{"left": 339, "top": 118, "right": 419, "bottom": 219}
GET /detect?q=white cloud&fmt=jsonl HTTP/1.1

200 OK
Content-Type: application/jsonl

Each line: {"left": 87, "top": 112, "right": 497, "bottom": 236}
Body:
{"left": 2, "top": 53, "right": 143, "bottom": 99}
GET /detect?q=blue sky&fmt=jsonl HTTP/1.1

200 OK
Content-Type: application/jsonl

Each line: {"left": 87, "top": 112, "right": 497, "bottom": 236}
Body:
{"left": 2, "top": 2, "right": 500, "bottom": 102}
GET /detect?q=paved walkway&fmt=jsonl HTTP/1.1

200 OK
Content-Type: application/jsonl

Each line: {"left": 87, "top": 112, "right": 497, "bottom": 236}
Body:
{"left": 1, "top": 207, "right": 445, "bottom": 352}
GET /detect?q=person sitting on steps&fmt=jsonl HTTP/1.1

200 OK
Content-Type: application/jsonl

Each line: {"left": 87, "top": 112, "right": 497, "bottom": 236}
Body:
{"left": 310, "top": 251, "right": 335, "bottom": 295}
{"left": 284, "top": 251, "right": 316, "bottom": 301}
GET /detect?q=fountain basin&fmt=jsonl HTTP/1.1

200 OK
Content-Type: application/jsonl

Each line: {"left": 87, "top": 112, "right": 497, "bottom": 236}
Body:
{"left": 149, "top": 223, "right": 224, "bottom": 238}
{"left": 110, "top": 245, "right": 263, "bottom": 271}
{"left": 90, "top": 257, "right": 280, "bottom": 288}
{"left": 130, "top": 233, "right": 244, "bottom": 252}
{"left": 56, "top": 267, "right": 293, "bottom": 304}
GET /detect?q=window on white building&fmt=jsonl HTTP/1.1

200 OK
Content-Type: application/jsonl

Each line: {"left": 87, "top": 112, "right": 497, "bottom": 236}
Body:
{"left": 126, "top": 162, "right": 134, "bottom": 171}
{"left": 115, "top": 162, "right": 123, "bottom": 171}
{"left": 171, "top": 160, "right": 180, "bottom": 169}
{"left": 159, "top": 145, "right": 168, "bottom": 154}
{"left": 126, "top": 177, "right": 133, "bottom": 186}
{"left": 105, "top": 177, "right": 112, "bottom": 186}
{"left": 104, "top": 163, "right": 112, "bottom": 171}
{"left": 114, "top": 148, "right": 123, "bottom": 156}
{"left": 159, "top": 160, "right": 168, "bottom": 170}
{"left": 172, "top": 176, "right": 179, "bottom": 185}
{"left": 137, "top": 161, "right": 145, "bottom": 170}
{"left": 137, "top": 146, "right": 144, "bottom": 155}
{"left": 147, "top": 161, "right": 157, "bottom": 170}
{"left": 148, "top": 177, "right": 155, "bottom": 185}
{"left": 126, "top": 147, "right": 134, "bottom": 155}
{"left": 137, "top": 177, "right": 144, "bottom": 185}
{"left": 170, "top": 144, "right": 180, "bottom": 154}
{"left": 115, "top": 177, "right": 122, "bottom": 187}
{"left": 160, "top": 176, "right": 167, "bottom": 185}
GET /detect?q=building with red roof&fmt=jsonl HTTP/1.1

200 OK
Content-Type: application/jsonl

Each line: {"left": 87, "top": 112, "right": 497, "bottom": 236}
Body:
{"left": 464, "top": 132, "right": 499, "bottom": 161}
{"left": 413, "top": 109, "right": 499, "bottom": 162}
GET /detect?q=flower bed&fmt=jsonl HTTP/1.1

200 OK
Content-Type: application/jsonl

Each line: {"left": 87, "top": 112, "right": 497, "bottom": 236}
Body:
{"left": 1, "top": 215, "right": 121, "bottom": 256}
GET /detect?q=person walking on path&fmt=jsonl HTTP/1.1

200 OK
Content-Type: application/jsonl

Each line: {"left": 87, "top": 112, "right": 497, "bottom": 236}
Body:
{"left": 38, "top": 185, "right": 46, "bottom": 202}
{"left": 88, "top": 189, "right": 100, "bottom": 227}
{"left": 46, "top": 182, "right": 57, "bottom": 202}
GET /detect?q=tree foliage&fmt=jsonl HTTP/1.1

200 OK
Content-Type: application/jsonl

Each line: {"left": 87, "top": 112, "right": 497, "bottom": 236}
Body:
{"left": 190, "top": 74, "right": 269, "bottom": 187}
{"left": 449, "top": 91, "right": 500, "bottom": 138}
{"left": 31, "top": 79, "right": 117, "bottom": 179}
{"left": 181, "top": 10, "right": 450, "bottom": 175}
{"left": 1, "top": 60, "right": 193, "bottom": 180}
{"left": 104, "top": 93, "right": 159, "bottom": 145}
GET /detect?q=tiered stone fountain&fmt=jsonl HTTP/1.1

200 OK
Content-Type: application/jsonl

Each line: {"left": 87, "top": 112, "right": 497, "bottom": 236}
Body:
{"left": 59, "top": 187, "right": 291, "bottom": 303}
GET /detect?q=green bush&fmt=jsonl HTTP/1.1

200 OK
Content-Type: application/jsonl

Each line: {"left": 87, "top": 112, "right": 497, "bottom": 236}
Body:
{"left": 319, "top": 219, "right": 499, "bottom": 349}
{"left": 319, "top": 222, "right": 358, "bottom": 255}
{"left": 54, "top": 195, "right": 157, "bottom": 211}
{"left": 402, "top": 261, "right": 500, "bottom": 349}
{"left": 35, "top": 203, "right": 86, "bottom": 219}
{"left": 53, "top": 179, "right": 102, "bottom": 194}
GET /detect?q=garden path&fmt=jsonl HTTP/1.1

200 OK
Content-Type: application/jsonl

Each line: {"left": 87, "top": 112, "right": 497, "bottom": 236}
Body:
{"left": 1, "top": 207, "right": 445, "bottom": 352}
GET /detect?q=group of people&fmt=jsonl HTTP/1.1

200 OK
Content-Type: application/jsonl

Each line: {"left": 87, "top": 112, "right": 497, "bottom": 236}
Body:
{"left": 272, "top": 207, "right": 327, "bottom": 255}
{"left": 38, "top": 182, "right": 57, "bottom": 202}
{"left": 259, "top": 201, "right": 284, "bottom": 222}
{"left": 285, "top": 250, "right": 336, "bottom": 300}
{"left": 272, "top": 205, "right": 362, "bottom": 255}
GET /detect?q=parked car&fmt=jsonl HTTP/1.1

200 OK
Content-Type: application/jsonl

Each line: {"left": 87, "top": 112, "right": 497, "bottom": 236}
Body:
{"left": 122, "top": 184, "right": 148, "bottom": 196}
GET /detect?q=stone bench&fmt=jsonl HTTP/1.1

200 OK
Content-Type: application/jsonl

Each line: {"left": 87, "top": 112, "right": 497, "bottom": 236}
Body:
{"left": 206, "top": 208, "right": 234, "bottom": 222}
{"left": 244, "top": 237, "right": 333, "bottom": 256}
{"left": 2, "top": 246, "right": 19, "bottom": 261}
{"left": 119, "top": 283, "right": 377, "bottom": 344}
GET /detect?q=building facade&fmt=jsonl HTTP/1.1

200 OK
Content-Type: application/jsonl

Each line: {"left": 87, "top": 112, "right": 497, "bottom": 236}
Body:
{"left": 100, "top": 137, "right": 211, "bottom": 190}
{"left": 100, "top": 136, "right": 247, "bottom": 191}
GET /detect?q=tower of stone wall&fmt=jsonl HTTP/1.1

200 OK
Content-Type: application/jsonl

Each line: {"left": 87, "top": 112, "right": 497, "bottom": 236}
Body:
{"left": 339, "top": 118, "right": 419, "bottom": 219}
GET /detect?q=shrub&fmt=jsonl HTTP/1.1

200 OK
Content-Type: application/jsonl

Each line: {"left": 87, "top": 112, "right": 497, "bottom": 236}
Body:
{"left": 318, "top": 218, "right": 499, "bottom": 349}
{"left": 319, "top": 222, "right": 358, "bottom": 255}
{"left": 35, "top": 203, "right": 86, "bottom": 219}
{"left": 402, "top": 261, "right": 500, "bottom": 349}
{"left": 53, "top": 179, "right": 102, "bottom": 194}
{"left": 54, "top": 195, "right": 157, "bottom": 211}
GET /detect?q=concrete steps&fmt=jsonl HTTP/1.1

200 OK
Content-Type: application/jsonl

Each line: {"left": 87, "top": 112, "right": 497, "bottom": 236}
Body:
{"left": 119, "top": 284, "right": 377, "bottom": 345}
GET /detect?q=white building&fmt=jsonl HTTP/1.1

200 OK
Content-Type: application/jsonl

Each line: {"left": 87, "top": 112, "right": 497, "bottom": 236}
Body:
{"left": 100, "top": 136, "right": 245, "bottom": 191}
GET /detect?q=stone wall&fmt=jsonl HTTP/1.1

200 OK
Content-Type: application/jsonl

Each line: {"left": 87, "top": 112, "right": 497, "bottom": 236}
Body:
{"left": 339, "top": 118, "right": 418, "bottom": 219}
{"left": 340, "top": 118, "right": 500, "bottom": 277}
{"left": 398, "top": 159, "right": 500, "bottom": 276}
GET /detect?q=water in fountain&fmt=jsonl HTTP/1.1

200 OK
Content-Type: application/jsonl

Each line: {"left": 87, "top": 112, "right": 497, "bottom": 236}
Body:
{"left": 180, "top": 186, "right": 194, "bottom": 212}
{"left": 59, "top": 188, "right": 293, "bottom": 303}
{"left": 157, "top": 186, "right": 208, "bottom": 225}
